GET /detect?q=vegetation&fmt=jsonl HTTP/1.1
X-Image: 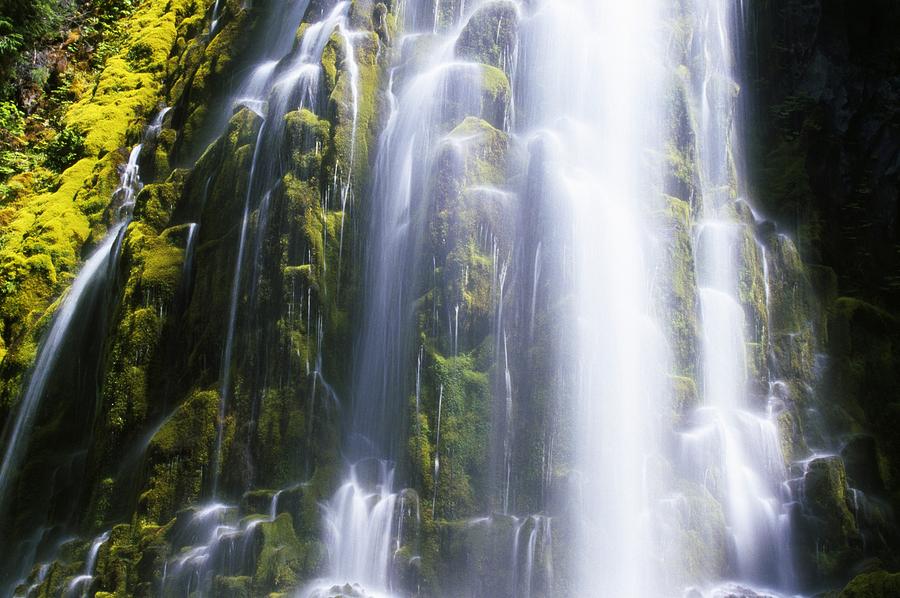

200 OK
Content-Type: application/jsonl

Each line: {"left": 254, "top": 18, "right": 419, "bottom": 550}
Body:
{"left": 1, "top": 0, "right": 899, "bottom": 596}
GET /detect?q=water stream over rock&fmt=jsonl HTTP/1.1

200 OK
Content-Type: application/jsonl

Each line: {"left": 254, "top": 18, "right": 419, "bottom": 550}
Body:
{"left": 1, "top": 0, "right": 889, "bottom": 596}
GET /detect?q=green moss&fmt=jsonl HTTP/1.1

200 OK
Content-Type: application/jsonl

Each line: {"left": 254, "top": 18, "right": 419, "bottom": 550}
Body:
{"left": 255, "top": 387, "right": 307, "bottom": 486}
{"left": 839, "top": 570, "right": 900, "bottom": 597}
{"left": 214, "top": 575, "right": 253, "bottom": 597}
{"left": 140, "top": 388, "right": 220, "bottom": 522}
{"left": 454, "top": 1, "right": 519, "bottom": 70}
{"left": 657, "top": 195, "right": 699, "bottom": 379}
{"left": 445, "top": 117, "right": 508, "bottom": 185}
{"left": 135, "top": 180, "right": 181, "bottom": 231}
{"left": 799, "top": 456, "right": 861, "bottom": 579}
{"left": 423, "top": 351, "right": 491, "bottom": 519}
{"left": 327, "top": 29, "right": 380, "bottom": 184}
{"left": 0, "top": 0, "right": 206, "bottom": 408}
{"left": 254, "top": 513, "right": 305, "bottom": 592}
{"left": 284, "top": 108, "right": 330, "bottom": 177}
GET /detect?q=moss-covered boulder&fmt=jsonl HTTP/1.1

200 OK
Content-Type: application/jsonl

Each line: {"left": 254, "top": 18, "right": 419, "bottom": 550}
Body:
{"left": 796, "top": 456, "right": 862, "bottom": 580}
{"left": 455, "top": 1, "right": 519, "bottom": 71}
{"left": 839, "top": 569, "right": 900, "bottom": 597}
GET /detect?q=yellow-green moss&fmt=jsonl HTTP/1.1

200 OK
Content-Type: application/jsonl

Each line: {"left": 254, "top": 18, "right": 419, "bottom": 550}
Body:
{"left": 0, "top": 0, "right": 207, "bottom": 403}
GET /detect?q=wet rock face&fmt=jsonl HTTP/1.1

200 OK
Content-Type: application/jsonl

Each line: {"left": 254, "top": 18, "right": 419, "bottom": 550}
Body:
{"left": 746, "top": 1, "right": 900, "bottom": 585}
{"left": 841, "top": 435, "right": 885, "bottom": 495}
{"left": 454, "top": 0, "right": 519, "bottom": 70}
{"left": 802, "top": 457, "right": 856, "bottom": 539}
{"left": 746, "top": 0, "right": 900, "bottom": 308}
{"left": 795, "top": 456, "right": 863, "bottom": 582}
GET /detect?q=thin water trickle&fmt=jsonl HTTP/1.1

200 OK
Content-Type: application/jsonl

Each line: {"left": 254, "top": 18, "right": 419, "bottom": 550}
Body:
{"left": 64, "top": 530, "right": 109, "bottom": 598}
{"left": 0, "top": 118, "right": 154, "bottom": 521}
{"left": 212, "top": 1, "right": 355, "bottom": 496}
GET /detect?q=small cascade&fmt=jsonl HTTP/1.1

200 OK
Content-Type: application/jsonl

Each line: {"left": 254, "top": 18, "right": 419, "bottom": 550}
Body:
{"left": 147, "top": 106, "right": 171, "bottom": 138}
{"left": 65, "top": 531, "right": 110, "bottom": 598}
{"left": 16, "top": 563, "right": 48, "bottom": 598}
{"left": 301, "top": 463, "right": 417, "bottom": 598}
{"left": 510, "top": 515, "right": 552, "bottom": 598}
{"left": 208, "top": 0, "right": 223, "bottom": 35}
{"left": 159, "top": 503, "right": 269, "bottom": 596}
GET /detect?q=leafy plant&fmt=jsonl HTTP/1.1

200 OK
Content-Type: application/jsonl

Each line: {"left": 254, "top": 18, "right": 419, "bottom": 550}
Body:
{"left": 125, "top": 41, "right": 153, "bottom": 70}
{"left": 43, "top": 125, "right": 85, "bottom": 171}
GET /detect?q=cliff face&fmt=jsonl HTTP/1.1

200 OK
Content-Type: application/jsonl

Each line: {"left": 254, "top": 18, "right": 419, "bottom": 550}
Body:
{"left": 0, "top": 0, "right": 897, "bottom": 596}
{"left": 746, "top": 0, "right": 900, "bottom": 303}
{"left": 745, "top": 0, "right": 900, "bottom": 587}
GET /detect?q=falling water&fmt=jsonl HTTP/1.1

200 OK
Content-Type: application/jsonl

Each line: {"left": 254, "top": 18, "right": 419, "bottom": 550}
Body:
{"left": 309, "top": 3, "right": 508, "bottom": 594}
{"left": 684, "top": 0, "right": 795, "bottom": 591}
{"left": 0, "top": 136, "right": 148, "bottom": 519}
{"left": 211, "top": 1, "right": 354, "bottom": 496}
{"left": 0, "top": 224, "right": 126, "bottom": 519}
{"left": 0, "top": 104, "right": 169, "bottom": 593}
{"left": 517, "top": 0, "right": 668, "bottom": 595}
{"left": 181, "top": 222, "right": 199, "bottom": 290}
{"left": 64, "top": 530, "right": 110, "bottom": 597}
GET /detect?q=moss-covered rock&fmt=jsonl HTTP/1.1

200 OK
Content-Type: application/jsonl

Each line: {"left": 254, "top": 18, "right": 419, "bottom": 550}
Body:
{"left": 253, "top": 513, "right": 308, "bottom": 592}
{"left": 454, "top": 1, "right": 519, "bottom": 71}
{"left": 796, "top": 456, "right": 862, "bottom": 581}
{"left": 140, "top": 388, "right": 220, "bottom": 522}
{"left": 839, "top": 569, "right": 900, "bottom": 597}
{"left": 656, "top": 195, "right": 700, "bottom": 381}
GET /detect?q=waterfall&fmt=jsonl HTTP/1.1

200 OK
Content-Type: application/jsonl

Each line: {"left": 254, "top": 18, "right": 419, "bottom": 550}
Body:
{"left": 516, "top": 0, "right": 668, "bottom": 595}
{"left": 306, "top": 3, "right": 508, "bottom": 594}
{"left": 212, "top": 0, "right": 354, "bottom": 496}
{"left": 0, "top": 136, "right": 147, "bottom": 520}
{"left": 683, "top": 0, "right": 796, "bottom": 591}
{"left": 0, "top": 0, "right": 837, "bottom": 594}
{"left": 64, "top": 530, "right": 110, "bottom": 598}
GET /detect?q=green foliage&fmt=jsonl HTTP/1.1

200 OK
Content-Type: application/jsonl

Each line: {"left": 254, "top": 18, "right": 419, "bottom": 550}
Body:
{"left": 0, "top": 100, "right": 23, "bottom": 138}
{"left": 43, "top": 125, "right": 86, "bottom": 171}
{"left": 0, "top": 17, "right": 24, "bottom": 59}
{"left": 125, "top": 41, "right": 154, "bottom": 70}
{"left": 0, "top": 100, "right": 29, "bottom": 180}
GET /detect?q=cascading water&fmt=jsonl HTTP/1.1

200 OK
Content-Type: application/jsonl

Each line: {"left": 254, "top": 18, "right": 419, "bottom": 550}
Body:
{"left": 0, "top": 139, "right": 143, "bottom": 519}
{"left": 516, "top": 0, "right": 669, "bottom": 595}
{"left": 680, "top": 0, "right": 796, "bottom": 592}
{"left": 64, "top": 530, "right": 110, "bottom": 598}
{"left": 212, "top": 0, "right": 354, "bottom": 496}
{"left": 0, "top": 223, "right": 126, "bottom": 519}
{"left": 1, "top": 0, "right": 850, "bottom": 594}
{"left": 306, "top": 3, "right": 520, "bottom": 594}
{"left": 0, "top": 104, "right": 168, "bottom": 592}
